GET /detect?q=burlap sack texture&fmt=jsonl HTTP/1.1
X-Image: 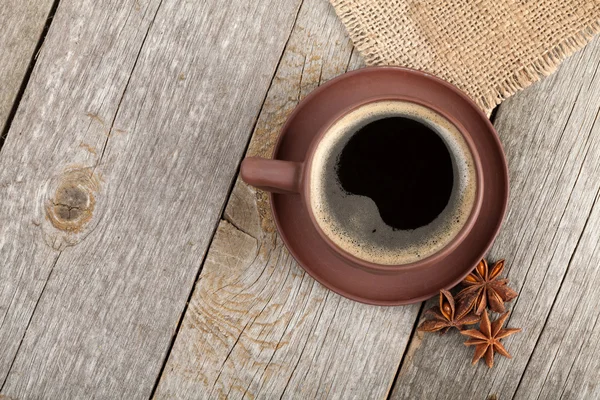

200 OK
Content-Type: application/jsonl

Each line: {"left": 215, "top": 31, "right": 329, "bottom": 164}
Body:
{"left": 330, "top": 0, "right": 600, "bottom": 113}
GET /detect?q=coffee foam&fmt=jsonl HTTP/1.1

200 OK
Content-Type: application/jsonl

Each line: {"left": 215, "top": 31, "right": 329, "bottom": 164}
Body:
{"left": 309, "top": 100, "right": 477, "bottom": 265}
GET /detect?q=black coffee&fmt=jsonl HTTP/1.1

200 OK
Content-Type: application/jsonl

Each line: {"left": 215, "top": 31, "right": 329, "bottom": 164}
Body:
{"left": 336, "top": 116, "right": 453, "bottom": 230}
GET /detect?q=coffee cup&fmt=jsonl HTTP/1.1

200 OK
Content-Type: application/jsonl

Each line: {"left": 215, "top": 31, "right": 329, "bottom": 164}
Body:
{"left": 241, "top": 97, "right": 483, "bottom": 272}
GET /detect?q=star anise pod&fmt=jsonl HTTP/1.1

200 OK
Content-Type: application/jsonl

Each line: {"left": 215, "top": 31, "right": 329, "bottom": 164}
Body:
{"left": 460, "top": 311, "right": 521, "bottom": 368}
{"left": 418, "top": 289, "right": 480, "bottom": 334}
{"left": 456, "top": 259, "right": 518, "bottom": 316}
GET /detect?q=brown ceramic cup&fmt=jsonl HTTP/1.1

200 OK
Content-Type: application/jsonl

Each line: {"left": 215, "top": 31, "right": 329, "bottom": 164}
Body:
{"left": 241, "top": 95, "right": 484, "bottom": 274}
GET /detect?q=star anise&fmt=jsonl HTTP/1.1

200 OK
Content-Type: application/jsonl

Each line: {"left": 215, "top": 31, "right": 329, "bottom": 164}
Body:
{"left": 460, "top": 311, "right": 521, "bottom": 368}
{"left": 418, "top": 289, "right": 480, "bottom": 334}
{"left": 456, "top": 259, "right": 518, "bottom": 316}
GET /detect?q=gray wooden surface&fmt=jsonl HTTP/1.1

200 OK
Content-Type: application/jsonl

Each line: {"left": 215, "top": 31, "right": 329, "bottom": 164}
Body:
{"left": 0, "top": 0, "right": 54, "bottom": 134}
{"left": 0, "top": 0, "right": 303, "bottom": 397}
{"left": 1, "top": 0, "right": 599, "bottom": 399}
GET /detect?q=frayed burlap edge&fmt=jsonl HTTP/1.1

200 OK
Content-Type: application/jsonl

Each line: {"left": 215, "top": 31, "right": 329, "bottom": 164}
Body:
{"left": 330, "top": 1, "right": 600, "bottom": 112}
{"left": 480, "top": 20, "right": 600, "bottom": 111}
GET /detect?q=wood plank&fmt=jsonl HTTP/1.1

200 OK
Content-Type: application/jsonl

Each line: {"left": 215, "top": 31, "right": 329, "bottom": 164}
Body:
{"left": 0, "top": 0, "right": 54, "bottom": 135}
{"left": 390, "top": 35, "right": 600, "bottom": 399}
{"left": 514, "top": 169, "right": 600, "bottom": 400}
{"left": 153, "top": 1, "right": 423, "bottom": 398}
{"left": 0, "top": 0, "right": 304, "bottom": 397}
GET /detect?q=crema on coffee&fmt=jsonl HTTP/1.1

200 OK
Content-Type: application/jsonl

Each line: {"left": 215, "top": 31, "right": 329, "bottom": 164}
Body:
{"left": 309, "top": 100, "right": 477, "bottom": 265}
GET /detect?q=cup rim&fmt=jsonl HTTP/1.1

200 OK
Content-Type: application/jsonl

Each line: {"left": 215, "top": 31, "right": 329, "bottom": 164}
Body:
{"left": 301, "top": 96, "right": 485, "bottom": 273}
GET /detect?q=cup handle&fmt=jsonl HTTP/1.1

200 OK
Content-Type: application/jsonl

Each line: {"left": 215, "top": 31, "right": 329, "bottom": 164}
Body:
{"left": 240, "top": 157, "right": 304, "bottom": 194}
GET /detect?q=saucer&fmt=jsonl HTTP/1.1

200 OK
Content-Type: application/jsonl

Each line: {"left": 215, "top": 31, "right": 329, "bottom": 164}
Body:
{"left": 269, "top": 67, "right": 508, "bottom": 305}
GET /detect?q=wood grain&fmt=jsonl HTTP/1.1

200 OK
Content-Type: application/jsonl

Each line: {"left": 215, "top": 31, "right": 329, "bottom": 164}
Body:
{"left": 0, "top": 0, "right": 304, "bottom": 397}
{"left": 153, "top": 1, "right": 422, "bottom": 398}
{"left": 0, "top": 0, "right": 54, "bottom": 134}
{"left": 390, "top": 35, "right": 600, "bottom": 399}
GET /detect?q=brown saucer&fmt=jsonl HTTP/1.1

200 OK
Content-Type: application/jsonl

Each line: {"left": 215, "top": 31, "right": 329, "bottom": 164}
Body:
{"left": 270, "top": 67, "right": 508, "bottom": 305}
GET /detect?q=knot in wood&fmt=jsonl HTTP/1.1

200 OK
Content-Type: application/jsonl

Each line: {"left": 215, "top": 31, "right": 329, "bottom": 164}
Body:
{"left": 45, "top": 168, "right": 99, "bottom": 233}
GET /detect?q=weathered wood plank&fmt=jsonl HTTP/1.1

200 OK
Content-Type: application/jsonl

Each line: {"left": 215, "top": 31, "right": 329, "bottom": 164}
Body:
{"left": 153, "top": 1, "right": 422, "bottom": 398}
{"left": 390, "top": 36, "right": 600, "bottom": 399}
{"left": 0, "top": 0, "right": 304, "bottom": 397}
{"left": 514, "top": 171, "right": 600, "bottom": 400}
{"left": 0, "top": 0, "right": 54, "bottom": 135}
{"left": 1, "top": 0, "right": 164, "bottom": 388}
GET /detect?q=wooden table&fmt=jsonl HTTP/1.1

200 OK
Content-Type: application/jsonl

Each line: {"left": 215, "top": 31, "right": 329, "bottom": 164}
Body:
{"left": 1, "top": 1, "right": 599, "bottom": 398}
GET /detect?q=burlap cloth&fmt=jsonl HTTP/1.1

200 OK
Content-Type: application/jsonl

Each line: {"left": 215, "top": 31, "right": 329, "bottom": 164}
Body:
{"left": 330, "top": 0, "right": 600, "bottom": 113}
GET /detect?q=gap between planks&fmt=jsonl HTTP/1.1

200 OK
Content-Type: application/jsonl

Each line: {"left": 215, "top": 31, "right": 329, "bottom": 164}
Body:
{"left": 0, "top": 0, "right": 59, "bottom": 151}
